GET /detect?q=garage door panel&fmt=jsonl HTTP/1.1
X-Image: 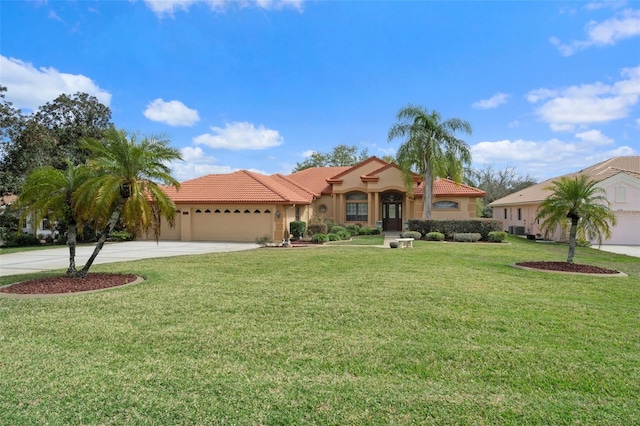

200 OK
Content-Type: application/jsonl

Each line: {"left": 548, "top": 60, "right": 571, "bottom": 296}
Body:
{"left": 192, "top": 207, "right": 273, "bottom": 242}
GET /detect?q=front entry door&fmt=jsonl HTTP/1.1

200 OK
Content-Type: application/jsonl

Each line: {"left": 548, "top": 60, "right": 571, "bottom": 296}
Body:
{"left": 382, "top": 202, "right": 402, "bottom": 231}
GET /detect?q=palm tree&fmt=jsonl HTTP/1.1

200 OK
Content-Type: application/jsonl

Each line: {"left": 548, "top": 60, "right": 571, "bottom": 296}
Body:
{"left": 536, "top": 174, "right": 617, "bottom": 264}
{"left": 75, "top": 128, "right": 182, "bottom": 277}
{"left": 14, "top": 160, "right": 90, "bottom": 276}
{"left": 388, "top": 104, "right": 472, "bottom": 219}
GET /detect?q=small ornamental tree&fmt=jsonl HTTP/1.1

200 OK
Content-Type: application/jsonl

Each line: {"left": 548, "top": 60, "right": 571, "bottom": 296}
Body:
{"left": 535, "top": 175, "right": 617, "bottom": 264}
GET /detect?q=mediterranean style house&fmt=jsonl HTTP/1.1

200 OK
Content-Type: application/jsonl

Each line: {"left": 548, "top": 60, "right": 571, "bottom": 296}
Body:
{"left": 490, "top": 156, "right": 640, "bottom": 245}
{"left": 155, "top": 156, "right": 487, "bottom": 242}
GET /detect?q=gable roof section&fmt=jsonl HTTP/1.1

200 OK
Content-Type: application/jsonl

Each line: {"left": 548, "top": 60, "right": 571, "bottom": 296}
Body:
{"left": 326, "top": 156, "right": 389, "bottom": 184}
{"left": 361, "top": 162, "right": 422, "bottom": 183}
{"left": 490, "top": 156, "right": 640, "bottom": 207}
{"left": 288, "top": 166, "right": 350, "bottom": 195}
{"left": 163, "top": 170, "right": 315, "bottom": 204}
{"left": 414, "top": 178, "right": 487, "bottom": 198}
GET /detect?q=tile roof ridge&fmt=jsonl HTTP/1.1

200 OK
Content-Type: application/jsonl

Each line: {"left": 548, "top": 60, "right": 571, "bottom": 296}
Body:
{"left": 242, "top": 170, "right": 289, "bottom": 201}
{"left": 272, "top": 173, "right": 319, "bottom": 197}
{"left": 328, "top": 156, "right": 388, "bottom": 180}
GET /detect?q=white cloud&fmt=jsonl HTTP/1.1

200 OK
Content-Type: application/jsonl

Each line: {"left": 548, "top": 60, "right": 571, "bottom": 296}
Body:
{"left": 527, "top": 66, "right": 640, "bottom": 131}
{"left": 170, "top": 146, "right": 236, "bottom": 181}
{"left": 472, "top": 92, "right": 510, "bottom": 109}
{"left": 144, "top": 0, "right": 304, "bottom": 17}
{"left": 551, "top": 9, "right": 640, "bottom": 56}
{"left": 143, "top": 98, "right": 200, "bottom": 126}
{"left": 194, "top": 121, "right": 284, "bottom": 150}
{"left": 471, "top": 135, "right": 637, "bottom": 179}
{"left": 0, "top": 55, "right": 111, "bottom": 112}
{"left": 301, "top": 149, "right": 315, "bottom": 158}
{"left": 575, "top": 129, "right": 614, "bottom": 145}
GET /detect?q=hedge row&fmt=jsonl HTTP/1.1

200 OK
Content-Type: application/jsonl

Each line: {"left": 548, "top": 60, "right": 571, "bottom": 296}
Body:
{"left": 408, "top": 219, "right": 503, "bottom": 241}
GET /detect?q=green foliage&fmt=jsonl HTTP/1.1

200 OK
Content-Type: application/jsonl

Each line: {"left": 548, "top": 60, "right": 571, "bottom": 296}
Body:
{"left": 327, "top": 233, "right": 340, "bottom": 241}
{"left": 293, "top": 144, "right": 369, "bottom": 172}
{"left": 388, "top": 104, "right": 472, "bottom": 218}
{"left": 401, "top": 231, "right": 422, "bottom": 239}
{"left": 536, "top": 174, "right": 617, "bottom": 264}
{"left": 311, "top": 233, "right": 329, "bottom": 243}
{"left": 289, "top": 221, "right": 306, "bottom": 239}
{"left": 357, "top": 227, "right": 380, "bottom": 235}
{"left": 336, "top": 230, "right": 351, "bottom": 240}
{"left": 409, "top": 219, "right": 503, "bottom": 241}
{"left": 108, "top": 230, "right": 134, "bottom": 241}
{"left": 307, "top": 222, "right": 328, "bottom": 236}
{"left": 13, "top": 233, "right": 42, "bottom": 247}
{"left": 426, "top": 231, "right": 445, "bottom": 241}
{"left": 453, "top": 233, "right": 482, "bottom": 242}
{"left": 488, "top": 231, "right": 507, "bottom": 243}
{"left": 329, "top": 225, "right": 346, "bottom": 234}
{"left": 255, "top": 235, "right": 273, "bottom": 246}
{"left": 345, "top": 224, "right": 360, "bottom": 236}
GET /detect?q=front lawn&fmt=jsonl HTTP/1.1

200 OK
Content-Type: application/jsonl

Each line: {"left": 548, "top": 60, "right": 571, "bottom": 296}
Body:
{"left": 1, "top": 237, "right": 638, "bottom": 424}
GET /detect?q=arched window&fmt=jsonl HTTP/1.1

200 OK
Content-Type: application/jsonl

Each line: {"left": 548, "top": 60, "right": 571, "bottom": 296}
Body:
{"left": 346, "top": 192, "right": 368, "bottom": 222}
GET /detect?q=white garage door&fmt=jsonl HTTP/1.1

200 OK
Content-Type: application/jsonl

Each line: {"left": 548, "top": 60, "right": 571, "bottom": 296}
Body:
{"left": 603, "top": 212, "right": 640, "bottom": 245}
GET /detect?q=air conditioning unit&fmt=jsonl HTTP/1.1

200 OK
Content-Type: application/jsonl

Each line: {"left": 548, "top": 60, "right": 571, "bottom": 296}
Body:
{"left": 508, "top": 225, "right": 515, "bottom": 234}
{"left": 513, "top": 226, "right": 525, "bottom": 235}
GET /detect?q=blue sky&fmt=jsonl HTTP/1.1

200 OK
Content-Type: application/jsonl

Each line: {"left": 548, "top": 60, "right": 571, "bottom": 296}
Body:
{"left": 1, "top": 0, "right": 638, "bottom": 182}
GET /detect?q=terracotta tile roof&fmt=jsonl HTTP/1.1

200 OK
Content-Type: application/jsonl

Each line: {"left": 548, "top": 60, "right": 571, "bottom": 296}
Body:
{"left": 490, "top": 156, "right": 640, "bottom": 206}
{"left": 326, "top": 156, "right": 389, "bottom": 183}
{"left": 163, "top": 170, "right": 314, "bottom": 204}
{"left": 413, "top": 178, "right": 487, "bottom": 198}
{"left": 288, "top": 166, "right": 351, "bottom": 195}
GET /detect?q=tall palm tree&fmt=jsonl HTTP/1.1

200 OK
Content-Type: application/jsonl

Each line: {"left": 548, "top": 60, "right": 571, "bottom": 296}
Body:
{"left": 388, "top": 104, "right": 472, "bottom": 219}
{"left": 536, "top": 174, "right": 617, "bottom": 264}
{"left": 14, "top": 160, "right": 90, "bottom": 276}
{"left": 75, "top": 128, "right": 182, "bottom": 277}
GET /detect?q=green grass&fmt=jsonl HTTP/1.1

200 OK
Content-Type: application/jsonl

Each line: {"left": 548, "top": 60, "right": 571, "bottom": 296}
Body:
{"left": 327, "top": 234, "right": 384, "bottom": 245}
{"left": 1, "top": 237, "right": 638, "bottom": 424}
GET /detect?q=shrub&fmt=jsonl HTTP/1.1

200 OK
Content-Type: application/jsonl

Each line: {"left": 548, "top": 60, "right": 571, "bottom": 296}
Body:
{"left": 488, "top": 231, "right": 507, "bottom": 243}
{"left": 15, "top": 233, "right": 41, "bottom": 247}
{"left": 426, "top": 231, "right": 445, "bottom": 241}
{"left": 290, "top": 221, "right": 306, "bottom": 239}
{"left": 401, "top": 231, "right": 421, "bottom": 240}
{"left": 311, "top": 233, "right": 329, "bottom": 244}
{"left": 345, "top": 224, "right": 360, "bottom": 236}
{"left": 327, "top": 233, "right": 340, "bottom": 241}
{"left": 307, "top": 223, "right": 328, "bottom": 236}
{"left": 336, "top": 230, "right": 351, "bottom": 240}
{"left": 453, "top": 233, "right": 481, "bottom": 242}
{"left": 409, "top": 219, "right": 503, "bottom": 241}
{"left": 255, "top": 235, "right": 273, "bottom": 246}
{"left": 109, "top": 230, "right": 134, "bottom": 241}
{"left": 369, "top": 227, "right": 381, "bottom": 235}
{"left": 330, "top": 225, "right": 346, "bottom": 234}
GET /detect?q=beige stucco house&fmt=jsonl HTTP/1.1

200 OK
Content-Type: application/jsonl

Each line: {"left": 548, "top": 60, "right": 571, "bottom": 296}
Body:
{"left": 490, "top": 156, "right": 640, "bottom": 245}
{"left": 155, "top": 156, "right": 486, "bottom": 242}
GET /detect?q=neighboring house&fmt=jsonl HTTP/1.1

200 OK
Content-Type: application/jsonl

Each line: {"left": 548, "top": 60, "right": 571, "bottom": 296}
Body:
{"left": 490, "top": 156, "right": 640, "bottom": 245}
{"left": 154, "top": 156, "right": 486, "bottom": 242}
{"left": 0, "top": 194, "right": 54, "bottom": 239}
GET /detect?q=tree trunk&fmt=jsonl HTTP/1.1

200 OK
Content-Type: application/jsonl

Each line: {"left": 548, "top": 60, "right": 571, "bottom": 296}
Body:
{"left": 77, "top": 201, "right": 124, "bottom": 278}
{"left": 566, "top": 217, "right": 579, "bottom": 264}
{"left": 423, "top": 161, "right": 433, "bottom": 219}
{"left": 65, "top": 222, "right": 78, "bottom": 277}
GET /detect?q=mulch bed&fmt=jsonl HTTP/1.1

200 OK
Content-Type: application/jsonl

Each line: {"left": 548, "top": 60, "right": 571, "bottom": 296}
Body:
{"left": 1, "top": 273, "right": 138, "bottom": 295}
{"left": 515, "top": 261, "right": 620, "bottom": 274}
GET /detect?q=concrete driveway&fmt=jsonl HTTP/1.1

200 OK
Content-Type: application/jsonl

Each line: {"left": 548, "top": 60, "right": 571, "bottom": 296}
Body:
{"left": 0, "top": 241, "right": 259, "bottom": 277}
{"left": 596, "top": 245, "right": 640, "bottom": 258}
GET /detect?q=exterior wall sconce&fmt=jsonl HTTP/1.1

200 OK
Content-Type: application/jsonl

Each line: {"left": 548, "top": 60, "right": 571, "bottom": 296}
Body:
{"left": 275, "top": 210, "right": 281, "bottom": 218}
